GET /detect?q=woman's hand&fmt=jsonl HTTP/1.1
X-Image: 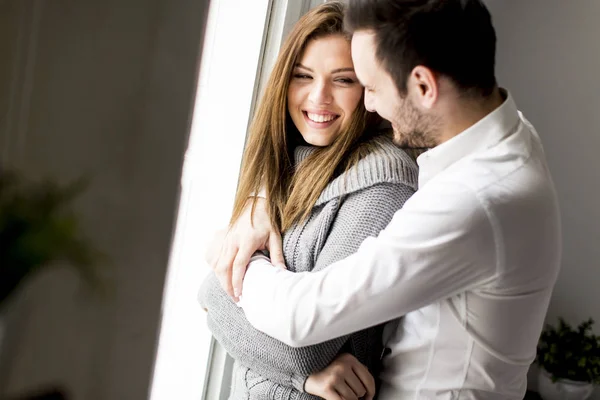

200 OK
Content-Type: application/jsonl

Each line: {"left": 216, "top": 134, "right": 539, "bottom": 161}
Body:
{"left": 305, "top": 353, "right": 375, "bottom": 400}
{"left": 206, "top": 197, "right": 285, "bottom": 300}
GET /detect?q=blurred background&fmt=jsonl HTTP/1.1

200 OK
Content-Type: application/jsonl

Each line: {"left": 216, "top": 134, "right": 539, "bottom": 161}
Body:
{"left": 0, "top": 0, "right": 598, "bottom": 399}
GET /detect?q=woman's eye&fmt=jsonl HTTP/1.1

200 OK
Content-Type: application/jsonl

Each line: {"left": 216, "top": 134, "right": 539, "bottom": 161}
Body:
{"left": 336, "top": 77, "right": 356, "bottom": 84}
{"left": 293, "top": 74, "right": 311, "bottom": 80}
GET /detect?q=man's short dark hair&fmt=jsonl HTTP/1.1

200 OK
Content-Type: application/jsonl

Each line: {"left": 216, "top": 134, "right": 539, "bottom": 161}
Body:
{"left": 345, "top": 0, "right": 497, "bottom": 98}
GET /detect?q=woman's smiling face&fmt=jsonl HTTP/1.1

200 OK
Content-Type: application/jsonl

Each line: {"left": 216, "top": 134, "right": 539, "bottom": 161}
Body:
{"left": 287, "top": 35, "right": 363, "bottom": 147}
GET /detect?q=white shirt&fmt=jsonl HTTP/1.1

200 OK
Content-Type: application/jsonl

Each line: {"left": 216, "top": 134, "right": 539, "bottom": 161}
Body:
{"left": 238, "top": 92, "right": 561, "bottom": 399}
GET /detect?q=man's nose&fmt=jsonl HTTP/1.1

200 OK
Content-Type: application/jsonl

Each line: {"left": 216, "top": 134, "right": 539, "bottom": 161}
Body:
{"left": 364, "top": 90, "right": 375, "bottom": 112}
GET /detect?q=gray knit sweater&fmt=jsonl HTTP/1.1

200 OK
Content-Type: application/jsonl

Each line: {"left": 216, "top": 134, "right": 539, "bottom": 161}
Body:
{"left": 198, "top": 134, "right": 418, "bottom": 400}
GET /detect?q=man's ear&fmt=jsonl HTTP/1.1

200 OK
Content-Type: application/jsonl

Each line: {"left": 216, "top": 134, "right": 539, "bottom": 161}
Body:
{"left": 407, "top": 65, "right": 438, "bottom": 109}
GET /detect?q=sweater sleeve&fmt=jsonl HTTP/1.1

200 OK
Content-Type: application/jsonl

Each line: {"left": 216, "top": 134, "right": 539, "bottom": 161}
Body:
{"left": 198, "top": 182, "right": 415, "bottom": 397}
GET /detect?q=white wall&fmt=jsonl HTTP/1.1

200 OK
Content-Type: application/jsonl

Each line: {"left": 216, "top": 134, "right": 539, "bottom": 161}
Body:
{"left": 486, "top": 0, "right": 600, "bottom": 329}
{"left": 485, "top": 0, "right": 600, "bottom": 396}
{"left": 0, "top": 0, "right": 209, "bottom": 398}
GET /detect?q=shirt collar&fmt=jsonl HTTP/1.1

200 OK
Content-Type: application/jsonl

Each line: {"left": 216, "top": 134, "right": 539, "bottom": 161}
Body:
{"left": 416, "top": 89, "right": 520, "bottom": 188}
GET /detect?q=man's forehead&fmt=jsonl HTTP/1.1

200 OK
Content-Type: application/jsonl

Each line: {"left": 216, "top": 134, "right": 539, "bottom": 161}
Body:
{"left": 351, "top": 30, "right": 377, "bottom": 52}
{"left": 351, "top": 31, "right": 378, "bottom": 85}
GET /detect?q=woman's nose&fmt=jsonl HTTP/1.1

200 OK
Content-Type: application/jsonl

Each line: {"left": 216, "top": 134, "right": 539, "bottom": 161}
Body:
{"left": 308, "top": 80, "right": 333, "bottom": 105}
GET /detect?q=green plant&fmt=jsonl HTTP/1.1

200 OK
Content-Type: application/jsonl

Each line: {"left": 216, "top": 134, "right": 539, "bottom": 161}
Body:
{"left": 0, "top": 169, "right": 105, "bottom": 308}
{"left": 537, "top": 317, "right": 600, "bottom": 384}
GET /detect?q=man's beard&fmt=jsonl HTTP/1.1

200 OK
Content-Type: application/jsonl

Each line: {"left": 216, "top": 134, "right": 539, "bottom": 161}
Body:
{"left": 391, "top": 97, "right": 439, "bottom": 149}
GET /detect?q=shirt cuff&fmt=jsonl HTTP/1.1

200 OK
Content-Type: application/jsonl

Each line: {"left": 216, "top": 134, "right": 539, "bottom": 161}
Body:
{"left": 235, "top": 255, "right": 273, "bottom": 308}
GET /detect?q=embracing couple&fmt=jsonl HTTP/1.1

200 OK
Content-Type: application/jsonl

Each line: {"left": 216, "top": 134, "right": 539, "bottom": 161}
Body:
{"left": 199, "top": 1, "right": 561, "bottom": 399}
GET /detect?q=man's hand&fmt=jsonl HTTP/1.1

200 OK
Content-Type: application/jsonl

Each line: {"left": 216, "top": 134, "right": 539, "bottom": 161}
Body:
{"left": 304, "top": 353, "right": 375, "bottom": 400}
{"left": 207, "top": 197, "right": 285, "bottom": 300}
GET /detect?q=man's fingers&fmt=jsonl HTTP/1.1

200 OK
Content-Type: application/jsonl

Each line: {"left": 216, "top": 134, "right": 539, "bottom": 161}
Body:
{"left": 215, "top": 241, "right": 237, "bottom": 298}
{"left": 322, "top": 390, "right": 343, "bottom": 400}
{"left": 204, "top": 197, "right": 275, "bottom": 295}
{"left": 351, "top": 364, "right": 375, "bottom": 400}
{"left": 268, "top": 231, "right": 286, "bottom": 269}
{"left": 334, "top": 384, "right": 358, "bottom": 400}
{"left": 231, "top": 243, "right": 255, "bottom": 299}
{"left": 342, "top": 372, "right": 367, "bottom": 399}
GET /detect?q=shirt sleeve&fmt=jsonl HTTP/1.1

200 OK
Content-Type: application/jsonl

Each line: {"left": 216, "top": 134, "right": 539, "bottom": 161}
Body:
{"left": 238, "top": 180, "right": 498, "bottom": 347}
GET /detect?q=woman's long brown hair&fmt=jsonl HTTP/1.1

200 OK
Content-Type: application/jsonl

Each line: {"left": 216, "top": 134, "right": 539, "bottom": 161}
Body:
{"left": 230, "top": 1, "right": 380, "bottom": 233}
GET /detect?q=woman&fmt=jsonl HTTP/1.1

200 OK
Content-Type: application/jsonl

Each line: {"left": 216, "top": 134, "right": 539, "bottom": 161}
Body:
{"left": 199, "top": 2, "right": 418, "bottom": 399}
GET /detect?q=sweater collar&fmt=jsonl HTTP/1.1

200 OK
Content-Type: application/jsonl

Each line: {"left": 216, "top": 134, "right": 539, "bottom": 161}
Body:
{"left": 294, "top": 134, "right": 419, "bottom": 206}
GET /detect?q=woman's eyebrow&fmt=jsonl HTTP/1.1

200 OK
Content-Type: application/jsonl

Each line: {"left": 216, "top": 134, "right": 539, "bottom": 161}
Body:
{"left": 294, "top": 64, "right": 355, "bottom": 74}
{"left": 331, "top": 67, "right": 355, "bottom": 73}
{"left": 295, "top": 63, "right": 313, "bottom": 71}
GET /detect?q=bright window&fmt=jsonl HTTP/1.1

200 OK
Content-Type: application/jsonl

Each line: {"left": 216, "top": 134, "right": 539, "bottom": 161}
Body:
{"left": 149, "top": 1, "right": 272, "bottom": 398}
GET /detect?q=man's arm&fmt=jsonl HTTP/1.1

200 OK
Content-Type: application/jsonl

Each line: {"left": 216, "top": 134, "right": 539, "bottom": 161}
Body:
{"left": 238, "top": 182, "right": 498, "bottom": 347}
{"left": 199, "top": 183, "right": 414, "bottom": 392}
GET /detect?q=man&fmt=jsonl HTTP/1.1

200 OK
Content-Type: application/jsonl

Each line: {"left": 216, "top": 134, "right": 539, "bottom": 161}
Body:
{"left": 210, "top": 1, "right": 561, "bottom": 398}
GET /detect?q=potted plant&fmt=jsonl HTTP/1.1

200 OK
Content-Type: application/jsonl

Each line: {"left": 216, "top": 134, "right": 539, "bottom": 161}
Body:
{"left": 0, "top": 169, "right": 106, "bottom": 309}
{"left": 0, "top": 169, "right": 107, "bottom": 399}
{"left": 536, "top": 317, "right": 600, "bottom": 400}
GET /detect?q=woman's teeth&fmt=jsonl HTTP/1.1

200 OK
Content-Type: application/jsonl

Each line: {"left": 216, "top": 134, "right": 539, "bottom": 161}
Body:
{"left": 307, "top": 113, "right": 336, "bottom": 123}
